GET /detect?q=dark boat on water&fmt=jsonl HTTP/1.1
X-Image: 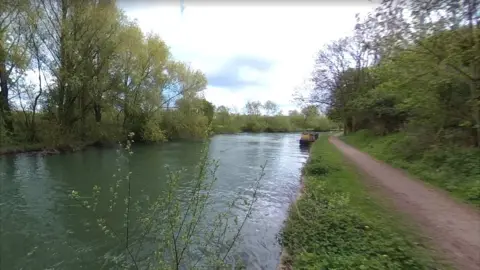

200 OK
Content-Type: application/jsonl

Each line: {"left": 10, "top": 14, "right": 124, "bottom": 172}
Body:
{"left": 299, "top": 131, "right": 319, "bottom": 146}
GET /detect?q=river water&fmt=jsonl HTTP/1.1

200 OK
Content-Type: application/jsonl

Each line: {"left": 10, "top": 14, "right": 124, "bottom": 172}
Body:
{"left": 0, "top": 133, "right": 309, "bottom": 270}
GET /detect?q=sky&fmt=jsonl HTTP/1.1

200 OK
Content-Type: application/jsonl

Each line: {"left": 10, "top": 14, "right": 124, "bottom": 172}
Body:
{"left": 120, "top": 1, "right": 377, "bottom": 114}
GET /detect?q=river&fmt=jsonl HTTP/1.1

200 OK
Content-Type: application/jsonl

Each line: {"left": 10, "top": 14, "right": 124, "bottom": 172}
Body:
{"left": 0, "top": 133, "right": 309, "bottom": 270}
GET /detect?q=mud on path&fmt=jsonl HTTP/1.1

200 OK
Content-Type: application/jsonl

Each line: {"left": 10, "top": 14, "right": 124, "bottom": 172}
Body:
{"left": 329, "top": 136, "right": 480, "bottom": 270}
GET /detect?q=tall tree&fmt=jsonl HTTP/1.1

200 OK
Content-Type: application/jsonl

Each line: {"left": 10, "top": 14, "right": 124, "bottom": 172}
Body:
{"left": 245, "top": 101, "right": 263, "bottom": 116}
{"left": 0, "top": 0, "right": 31, "bottom": 133}
{"left": 263, "top": 100, "right": 279, "bottom": 116}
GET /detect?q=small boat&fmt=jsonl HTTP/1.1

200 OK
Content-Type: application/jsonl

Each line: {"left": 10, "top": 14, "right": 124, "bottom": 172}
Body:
{"left": 299, "top": 131, "right": 318, "bottom": 146}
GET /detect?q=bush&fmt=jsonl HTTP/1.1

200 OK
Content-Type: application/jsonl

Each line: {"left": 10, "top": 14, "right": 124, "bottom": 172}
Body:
{"left": 304, "top": 159, "right": 333, "bottom": 176}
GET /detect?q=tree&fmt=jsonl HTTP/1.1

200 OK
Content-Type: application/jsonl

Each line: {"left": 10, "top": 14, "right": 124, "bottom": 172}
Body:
{"left": 215, "top": 105, "right": 230, "bottom": 125}
{"left": 367, "top": 0, "right": 480, "bottom": 146}
{"left": 300, "top": 105, "right": 319, "bottom": 128}
{"left": 288, "top": 110, "right": 301, "bottom": 116}
{"left": 263, "top": 100, "right": 279, "bottom": 116}
{"left": 308, "top": 38, "right": 357, "bottom": 134}
{"left": 201, "top": 99, "right": 214, "bottom": 125}
{"left": 245, "top": 101, "right": 262, "bottom": 116}
{"left": 0, "top": 0, "right": 214, "bottom": 147}
{"left": 301, "top": 105, "right": 319, "bottom": 119}
{"left": 296, "top": 0, "right": 480, "bottom": 146}
{"left": 0, "top": 0, "right": 32, "bottom": 134}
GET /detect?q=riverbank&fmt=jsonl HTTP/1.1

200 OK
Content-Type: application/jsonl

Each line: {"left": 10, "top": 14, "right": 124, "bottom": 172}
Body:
{"left": 0, "top": 140, "right": 116, "bottom": 156}
{"left": 342, "top": 130, "right": 480, "bottom": 207}
{"left": 213, "top": 129, "right": 336, "bottom": 135}
{"left": 279, "top": 136, "right": 440, "bottom": 269}
{"left": 0, "top": 130, "right": 340, "bottom": 156}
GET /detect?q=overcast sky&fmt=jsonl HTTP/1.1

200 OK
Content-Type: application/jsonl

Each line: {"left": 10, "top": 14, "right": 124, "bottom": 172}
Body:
{"left": 120, "top": 2, "right": 377, "bottom": 114}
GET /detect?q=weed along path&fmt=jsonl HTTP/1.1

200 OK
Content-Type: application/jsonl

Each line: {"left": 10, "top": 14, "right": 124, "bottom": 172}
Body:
{"left": 329, "top": 136, "right": 480, "bottom": 270}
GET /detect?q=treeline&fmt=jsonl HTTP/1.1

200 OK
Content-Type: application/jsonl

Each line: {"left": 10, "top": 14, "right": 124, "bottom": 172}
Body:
{"left": 297, "top": 0, "right": 480, "bottom": 204}
{"left": 0, "top": 0, "right": 217, "bottom": 150}
{"left": 299, "top": 0, "right": 480, "bottom": 151}
{"left": 0, "top": 1, "right": 336, "bottom": 152}
{"left": 212, "top": 101, "right": 335, "bottom": 134}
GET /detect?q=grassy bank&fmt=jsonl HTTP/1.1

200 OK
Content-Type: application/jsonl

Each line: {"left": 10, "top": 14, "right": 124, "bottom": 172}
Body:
{"left": 280, "top": 136, "right": 440, "bottom": 269}
{"left": 342, "top": 130, "right": 480, "bottom": 207}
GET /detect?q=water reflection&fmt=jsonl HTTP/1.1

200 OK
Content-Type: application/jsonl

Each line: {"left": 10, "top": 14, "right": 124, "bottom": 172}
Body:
{"left": 299, "top": 144, "right": 311, "bottom": 154}
{"left": 1, "top": 133, "right": 310, "bottom": 270}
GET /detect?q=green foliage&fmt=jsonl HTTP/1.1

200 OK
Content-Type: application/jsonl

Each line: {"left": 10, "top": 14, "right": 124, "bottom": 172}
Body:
{"left": 211, "top": 100, "right": 335, "bottom": 134}
{"left": 280, "top": 136, "right": 439, "bottom": 269}
{"left": 1, "top": 0, "right": 335, "bottom": 152}
{"left": 142, "top": 117, "right": 166, "bottom": 142}
{"left": 293, "top": 1, "right": 480, "bottom": 205}
{"left": 241, "top": 119, "right": 267, "bottom": 133}
{"left": 302, "top": 0, "right": 480, "bottom": 147}
{"left": 344, "top": 130, "right": 480, "bottom": 206}
{"left": 0, "top": 1, "right": 214, "bottom": 150}
{"left": 304, "top": 158, "right": 333, "bottom": 176}
{"left": 201, "top": 99, "right": 215, "bottom": 125}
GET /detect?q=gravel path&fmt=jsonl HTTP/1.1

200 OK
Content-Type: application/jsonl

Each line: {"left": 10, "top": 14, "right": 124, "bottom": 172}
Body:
{"left": 329, "top": 136, "right": 480, "bottom": 270}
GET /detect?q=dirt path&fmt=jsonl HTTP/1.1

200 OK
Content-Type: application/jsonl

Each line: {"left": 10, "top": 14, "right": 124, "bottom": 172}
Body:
{"left": 329, "top": 136, "right": 480, "bottom": 270}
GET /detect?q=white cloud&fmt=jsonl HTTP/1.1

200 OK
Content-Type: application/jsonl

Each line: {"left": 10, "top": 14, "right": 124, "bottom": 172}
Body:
{"left": 237, "top": 66, "right": 263, "bottom": 83}
{"left": 121, "top": 3, "right": 376, "bottom": 113}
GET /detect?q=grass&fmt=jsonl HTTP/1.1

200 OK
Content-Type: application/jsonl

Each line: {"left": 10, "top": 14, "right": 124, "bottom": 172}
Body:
{"left": 280, "top": 136, "right": 443, "bottom": 269}
{"left": 342, "top": 130, "right": 480, "bottom": 207}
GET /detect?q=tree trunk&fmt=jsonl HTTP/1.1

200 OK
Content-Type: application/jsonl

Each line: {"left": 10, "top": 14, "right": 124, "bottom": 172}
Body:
{"left": 467, "top": 0, "right": 480, "bottom": 147}
{"left": 94, "top": 103, "right": 102, "bottom": 123}
{"left": 471, "top": 79, "right": 480, "bottom": 147}
{"left": 352, "top": 116, "right": 357, "bottom": 132}
{"left": 80, "top": 87, "right": 87, "bottom": 140}
{"left": 29, "top": 27, "right": 44, "bottom": 142}
{"left": 0, "top": 61, "right": 13, "bottom": 133}
{"left": 58, "top": 0, "right": 69, "bottom": 126}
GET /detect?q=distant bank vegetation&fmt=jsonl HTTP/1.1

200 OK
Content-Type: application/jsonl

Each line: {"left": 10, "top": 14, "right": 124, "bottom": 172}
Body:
{"left": 0, "top": 1, "right": 334, "bottom": 153}
{"left": 212, "top": 101, "right": 335, "bottom": 134}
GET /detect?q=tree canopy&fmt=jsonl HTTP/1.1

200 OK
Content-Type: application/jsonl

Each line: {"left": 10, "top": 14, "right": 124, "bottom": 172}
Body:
{"left": 0, "top": 0, "right": 214, "bottom": 147}
{"left": 298, "top": 0, "right": 480, "bottom": 149}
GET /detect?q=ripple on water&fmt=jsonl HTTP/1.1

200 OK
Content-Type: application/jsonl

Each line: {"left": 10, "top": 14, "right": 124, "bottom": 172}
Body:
{"left": 1, "top": 133, "right": 308, "bottom": 270}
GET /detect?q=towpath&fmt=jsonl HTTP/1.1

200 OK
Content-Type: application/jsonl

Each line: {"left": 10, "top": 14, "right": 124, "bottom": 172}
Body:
{"left": 329, "top": 136, "right": 480, "bottom": 270}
